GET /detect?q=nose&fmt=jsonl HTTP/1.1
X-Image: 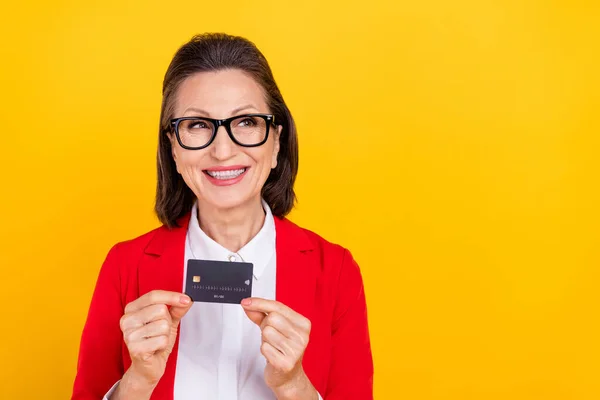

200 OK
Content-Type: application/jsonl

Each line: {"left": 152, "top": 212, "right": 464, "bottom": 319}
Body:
{"left": 210, "top": 125, "right": 236, "bottom": 160}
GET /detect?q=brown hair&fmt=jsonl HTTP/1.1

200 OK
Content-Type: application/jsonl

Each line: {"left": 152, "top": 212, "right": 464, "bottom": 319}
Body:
{"left": 155, "top": 33, "right": 299, "bottom": 228}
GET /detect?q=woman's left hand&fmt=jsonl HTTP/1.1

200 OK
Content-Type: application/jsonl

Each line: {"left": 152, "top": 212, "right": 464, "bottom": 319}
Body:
{"left": 241, "top": 298, "right": 318, "bottom": 400}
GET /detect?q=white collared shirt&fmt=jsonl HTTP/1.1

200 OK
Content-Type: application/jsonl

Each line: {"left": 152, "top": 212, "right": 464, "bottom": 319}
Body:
{"left": 174, "top": 199, "right": 277, "bottom": 399}
{"left": 106, "top": 200, "right": 322, "bottom": 399}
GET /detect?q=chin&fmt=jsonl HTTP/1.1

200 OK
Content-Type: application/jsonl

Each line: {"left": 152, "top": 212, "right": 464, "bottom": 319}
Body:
{"left": 202, "top": 192, "right": 255, "bottom": 211}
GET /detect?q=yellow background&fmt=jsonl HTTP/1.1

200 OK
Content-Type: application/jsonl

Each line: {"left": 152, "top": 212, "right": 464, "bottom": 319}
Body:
{"left": 1, "top": 0, "right": 599, "bottom": 399}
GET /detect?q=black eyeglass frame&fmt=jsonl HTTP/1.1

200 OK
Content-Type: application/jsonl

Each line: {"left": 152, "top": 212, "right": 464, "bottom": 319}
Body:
{"left": 169, "top": 113, "right": 276, "bottom": 150}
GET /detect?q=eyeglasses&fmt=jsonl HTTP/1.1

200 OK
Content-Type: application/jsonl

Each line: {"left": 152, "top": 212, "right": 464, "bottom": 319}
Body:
{"left": 169, "top": 113, "right": 275, "bottom": 150}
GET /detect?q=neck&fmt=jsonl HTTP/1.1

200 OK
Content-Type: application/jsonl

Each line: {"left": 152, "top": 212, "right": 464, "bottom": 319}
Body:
{"left": 196, "top": 197, "right": 265, "bottom": 253}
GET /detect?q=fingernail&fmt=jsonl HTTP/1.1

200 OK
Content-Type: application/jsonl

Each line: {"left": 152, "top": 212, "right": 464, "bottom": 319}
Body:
{"left": 180, "top": 295, "right": 191, "bottom": 304}
{"left": 241, "top": 298, "right": 251, "bottom": 306}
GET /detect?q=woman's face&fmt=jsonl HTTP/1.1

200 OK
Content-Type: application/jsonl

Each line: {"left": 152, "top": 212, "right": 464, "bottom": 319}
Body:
{"left": 169, "top": 69, "right": 281, "bottom": 212}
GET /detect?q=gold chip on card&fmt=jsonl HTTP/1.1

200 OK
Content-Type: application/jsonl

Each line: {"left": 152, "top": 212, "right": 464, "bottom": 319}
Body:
{"left": 193, "top": 275, "right": 201, "bottom": 283}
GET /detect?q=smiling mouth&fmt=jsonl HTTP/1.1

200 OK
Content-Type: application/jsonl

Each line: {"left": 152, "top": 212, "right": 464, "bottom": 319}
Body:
{"left": 203, "top": 167, "right": 248, "bottom": 180}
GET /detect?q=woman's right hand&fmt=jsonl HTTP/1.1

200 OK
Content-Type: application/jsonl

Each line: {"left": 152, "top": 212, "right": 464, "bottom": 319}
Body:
{"left": 112, "top": 290, "right": 193, "bottom": 399}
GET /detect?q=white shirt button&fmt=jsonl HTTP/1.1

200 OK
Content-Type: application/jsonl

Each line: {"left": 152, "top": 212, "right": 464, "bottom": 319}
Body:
{"left": 228, "top": 254, "right": 237, "bottom": 262}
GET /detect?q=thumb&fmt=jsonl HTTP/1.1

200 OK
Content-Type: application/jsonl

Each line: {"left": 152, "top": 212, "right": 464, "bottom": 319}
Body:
{"left": 169, "top": 295, "right": 193, "bottom": 324}
{"left": 243, "top": 307, "right": 266, "bottom": 327}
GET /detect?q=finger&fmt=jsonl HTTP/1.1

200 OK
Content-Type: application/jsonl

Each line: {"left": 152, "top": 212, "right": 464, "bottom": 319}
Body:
{"left": 169, "top": 297, "right": 194, "bottom": 324}
{"left": 260, "top": 312, "right": 297, "bottom": 340}
{"left": 243, "top": 307, "right": 267, "bottom": 327}
{"left": 261, "top": 341, "right": 295, "bottom": 373}
{"left": 129, "top": 335, "right": 170, "bottom": 361}
{"left": 120, "top": 304, "right": 172, "bottom": 333}
{"left": 125, "top": 290, "right": 191, "bottom": 314}
{"left": 262, "top": 325, "right": 294, "bottom": 356}
{"left": 124, "top": 319, "right": 171, "bottom": 345}
{"left": 241, "top": 298, "right": 300, "bottom": 323}
{"left": 242, "top": 298, "right": 311, "bottom": 333}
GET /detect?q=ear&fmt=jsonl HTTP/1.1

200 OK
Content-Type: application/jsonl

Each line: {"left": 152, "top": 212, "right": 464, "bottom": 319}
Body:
{"left": 271, "top": 125, "right": 282, "bottom": 169}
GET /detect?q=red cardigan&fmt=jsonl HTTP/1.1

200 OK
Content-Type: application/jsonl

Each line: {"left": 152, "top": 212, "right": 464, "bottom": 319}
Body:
{"left": 72, "top": 214, "right": 373, "bottom": 399}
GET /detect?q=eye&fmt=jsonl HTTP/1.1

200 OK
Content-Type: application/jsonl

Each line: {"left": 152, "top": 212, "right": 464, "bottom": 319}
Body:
{"left": 236, "top": 117, "right": 257, "bottom": 128}
{"left": 189, "top": 120, "right": 210, "bottom": 129}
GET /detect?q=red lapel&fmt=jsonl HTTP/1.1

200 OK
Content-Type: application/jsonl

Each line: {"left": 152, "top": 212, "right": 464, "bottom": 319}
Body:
{"left": 273, "top": 217, "right": 322, "bottom": 390}
{"left": 138, "top": 214, "right": 190, "bottom": 400}
{"left": 135, "top": 214, "right": 317, "bottom": 400}
{"left": 273, "top": 217, "right": 317, "bottom": 322}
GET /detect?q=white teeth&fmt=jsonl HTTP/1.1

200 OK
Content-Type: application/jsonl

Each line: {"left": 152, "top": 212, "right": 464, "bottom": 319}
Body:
{"left": 206, "top": 168, "right": 246, "bottom": 179}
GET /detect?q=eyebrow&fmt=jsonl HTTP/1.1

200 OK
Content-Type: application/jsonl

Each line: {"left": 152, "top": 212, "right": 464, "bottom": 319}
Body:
{"left": 182, "top": 105, "right": 259, "bottom": 118}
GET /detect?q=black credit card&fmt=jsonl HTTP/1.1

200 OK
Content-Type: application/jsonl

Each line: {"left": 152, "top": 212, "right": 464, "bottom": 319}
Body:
{"left": 185, "top": 259, "right": 253, "bottom": 304}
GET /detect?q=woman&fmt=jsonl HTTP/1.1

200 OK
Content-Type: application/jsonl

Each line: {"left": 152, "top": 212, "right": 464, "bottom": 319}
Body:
{"left": 72, "top": 33, "right": 373, "bottom": 400}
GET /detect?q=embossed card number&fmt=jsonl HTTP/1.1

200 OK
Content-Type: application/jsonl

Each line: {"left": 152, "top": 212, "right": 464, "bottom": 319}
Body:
{"left": 185, "top": 259, "right": 254, "bottom": 304}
